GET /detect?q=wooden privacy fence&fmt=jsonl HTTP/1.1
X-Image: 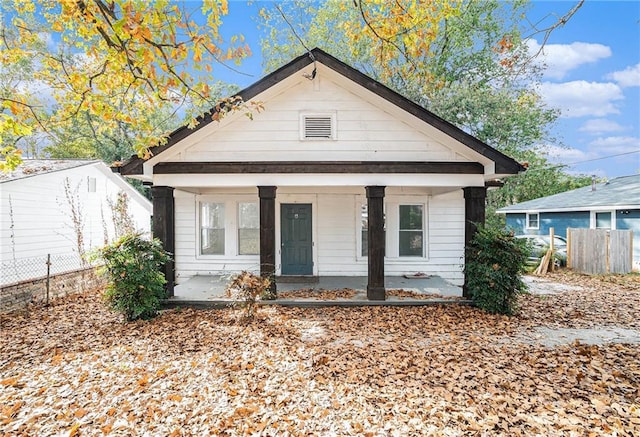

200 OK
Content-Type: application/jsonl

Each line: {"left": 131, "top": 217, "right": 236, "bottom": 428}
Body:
{"left": 567, "top": 228, "right": 633, "bottom": 274}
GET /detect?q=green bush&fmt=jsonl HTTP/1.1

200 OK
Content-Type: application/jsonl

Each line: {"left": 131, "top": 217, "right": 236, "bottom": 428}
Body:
{"left": 94, "top": 234, "right": 171, "bottom": 321}
{"left": 464, "top": 226, "right": 529, "bottom": 315}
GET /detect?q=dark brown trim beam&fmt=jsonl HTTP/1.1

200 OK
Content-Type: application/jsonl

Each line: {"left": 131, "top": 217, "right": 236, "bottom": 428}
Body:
{"left": 462, "top": 186, "right": 487, "bottom": 299}
{"left": 151, "top": 186, "right": 175, "bottom": 297}
{"left": 258, "top": 186, "right": 277, "bottom": 296}
{"left": 366, "top": 186, "right": 386, "bottom": 301}
{"left": 154, "top": 161, "right": 484, "bottom": 174}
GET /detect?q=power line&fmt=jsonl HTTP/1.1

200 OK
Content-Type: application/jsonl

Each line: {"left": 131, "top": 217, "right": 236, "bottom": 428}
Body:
{"left": 274, "top": 3, "right": 317, "bottom": 79}
{"left": 562, "top": 149, "right": 639, "bottom": 166}
{"left": 525, "top": 149, "right": 640, "bottom": 174}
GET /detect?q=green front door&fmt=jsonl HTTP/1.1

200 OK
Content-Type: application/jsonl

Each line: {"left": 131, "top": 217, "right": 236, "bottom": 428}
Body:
{"left": 281, "top": 204, "right": 313, "bottom": 275}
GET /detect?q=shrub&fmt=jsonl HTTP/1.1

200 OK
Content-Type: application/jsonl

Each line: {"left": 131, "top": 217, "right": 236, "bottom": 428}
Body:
{"left": 464, "top": 225, "right": 529, "bottom": 315}
{"left": 94, "top": 234, "right": 171, "bottom": 321}
{"left": 225, "top": 271, "right": 272, "bottom": 320}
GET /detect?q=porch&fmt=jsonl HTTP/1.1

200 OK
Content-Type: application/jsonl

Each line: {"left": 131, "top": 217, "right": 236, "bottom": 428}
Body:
{"left": 166, "top": 275, "right": 469, "bottom": 308}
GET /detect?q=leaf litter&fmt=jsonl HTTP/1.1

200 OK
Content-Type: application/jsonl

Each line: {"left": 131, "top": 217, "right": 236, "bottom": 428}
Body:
{"left": 0, "top": 270, "right": 639, "bottom": 436}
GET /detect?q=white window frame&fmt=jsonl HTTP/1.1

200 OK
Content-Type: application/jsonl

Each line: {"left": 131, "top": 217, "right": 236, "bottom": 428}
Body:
{"left": 198, "top": 201, "right": 226, "bottom": 257}
{"left": 237, "top": 202, "right": 260, "bottom": 255}
{"left": 526, "top": 212, "right": 539, "bottom": 230}
{"left": 591, "top": 210, "right": 616, "bottom": 230}
{"left": 398, "top": 204, "right": 426, "bottom": 258}
{"left": 356, "top": 197, "right": 428, "bottom": 261}
{"left": 299, "top": 111, "right": 337, "bottom": 140}
{"left": 196, "top": 195, "right": 261, "bottom": 259}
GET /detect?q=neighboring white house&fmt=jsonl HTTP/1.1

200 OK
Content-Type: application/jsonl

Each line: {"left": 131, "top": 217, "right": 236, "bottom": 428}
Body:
{"left": 0, "top": 159, "right": 152, "bottom": 285}
{"left": 119, "top": 48, "right": 524, "bottom": 300}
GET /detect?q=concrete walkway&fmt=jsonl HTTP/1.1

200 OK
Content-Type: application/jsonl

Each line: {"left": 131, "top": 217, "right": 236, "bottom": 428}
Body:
{"left": 167, "top": 275, "right": 467, "bottom": 308}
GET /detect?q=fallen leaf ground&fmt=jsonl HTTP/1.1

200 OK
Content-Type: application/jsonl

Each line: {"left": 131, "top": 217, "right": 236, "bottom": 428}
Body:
{"left": 1, "top": 271, "right": 639, "bottom": 436}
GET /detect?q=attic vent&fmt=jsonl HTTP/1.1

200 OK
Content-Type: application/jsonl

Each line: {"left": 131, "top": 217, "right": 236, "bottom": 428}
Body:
{"left": 301, "top": 113, "right": 335, "bottom": 140}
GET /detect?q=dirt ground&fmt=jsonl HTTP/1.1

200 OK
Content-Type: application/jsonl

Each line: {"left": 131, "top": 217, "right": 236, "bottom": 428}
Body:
{"left": 1, "top": 270, "right": 639, "bottom": 436}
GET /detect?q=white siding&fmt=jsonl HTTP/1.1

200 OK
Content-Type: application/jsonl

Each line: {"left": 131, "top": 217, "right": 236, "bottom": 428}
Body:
{"left": 0, "top": 163, "right": 151, "bottom": 283}
{"left": 176, "top": 77, "right": 462, "bottom": 163}
{"left": 173, "top": 187, "right": 464, "bottom": 286}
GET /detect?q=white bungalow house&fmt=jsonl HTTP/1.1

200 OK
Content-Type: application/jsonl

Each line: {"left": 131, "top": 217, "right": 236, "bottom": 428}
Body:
{"left": 0, "top": 159, "right": 152, "bottom": 285}
{"left": 118, "top": 49, "right": 524, "bottom": 300}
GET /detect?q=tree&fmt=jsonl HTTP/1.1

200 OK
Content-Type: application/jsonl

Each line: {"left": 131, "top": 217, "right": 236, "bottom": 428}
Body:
{"left": 1, "top": 0, "right": 252, "bottom": 170}
{"left": 259, "top": 0, "right": 589, "bottom": 214}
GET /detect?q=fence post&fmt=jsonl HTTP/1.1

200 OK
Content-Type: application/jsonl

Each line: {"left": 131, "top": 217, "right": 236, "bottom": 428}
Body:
{"left": 566, "top": 229, "right": 572, "bottom": 269}
{"left": 46, "top": 254, "right": 51, "bottom": 305}
{"left": 605, "top": 231, "right": 611, "bottom": 274}
{"left": 549, "top": 227, "right": 555, "bottom": 272}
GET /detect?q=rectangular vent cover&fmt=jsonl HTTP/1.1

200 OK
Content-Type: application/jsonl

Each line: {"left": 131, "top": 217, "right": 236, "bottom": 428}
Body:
{"left": 303, "top": 116, "right": 333, "bottom": 139}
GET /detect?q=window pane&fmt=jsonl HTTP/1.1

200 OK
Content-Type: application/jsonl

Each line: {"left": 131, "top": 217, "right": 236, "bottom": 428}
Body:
{"left": 201, "top": 202, "right": 224, "bottom": 255}
{"left": 360, "top": 203, "right": 386, "bottom": 257}
{"left": 596, "top": 212, "right": 611, "bottom": 229}
{"left": 238, "top": 203, "right": 259, "bottom": 255}
{"left": 400, "top": 205, "right": 422, "bottom": 230}
{"left": 202, "top": 202, "right": 224, "bottom": 228}
{"left": 201, "top": 229, "right": 225, "bottom": 255}
{"left": 239, "top": 229, "right": 259, "bottom": 255}
{"left": 399, "top": 231, "right": 423, "bottom": 256}
{"left": 361, "top": 229, "right": 368, "bottom": 257}
{"left": 239, "top": 202, "right": 259, "bottom": 229}
{"left": 528, "top": 213, "right": 539, "bottom": 228}
{"left": 361, "top": 204, "right": 368, "bottom": 257}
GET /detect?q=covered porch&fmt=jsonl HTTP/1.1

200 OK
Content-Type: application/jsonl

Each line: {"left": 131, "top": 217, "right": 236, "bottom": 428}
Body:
{"left": 168, "top": 274, "right": 468, "bottom": 308}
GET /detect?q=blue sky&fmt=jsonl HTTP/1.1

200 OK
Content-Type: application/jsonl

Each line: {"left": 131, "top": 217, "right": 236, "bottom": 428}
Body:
{"left": 216, "top": 0, "right": 640, "bottom": 179}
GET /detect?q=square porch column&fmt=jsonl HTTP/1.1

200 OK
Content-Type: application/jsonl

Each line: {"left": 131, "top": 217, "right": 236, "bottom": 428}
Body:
{"left": 258, "top": 186, "right": 277, "bottom": 294}
{"left": 463, "top": 186, "right": 487, "bottom": 298}
{"left": 366, "top": 186, "right": 386, "bottom": 300}
{"left": 151, "top": 186, "right": 175, "bottom": 297}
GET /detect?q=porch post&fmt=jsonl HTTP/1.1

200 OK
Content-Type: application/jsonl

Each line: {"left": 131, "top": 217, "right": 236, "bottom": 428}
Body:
{"left": 151, "top": 186, "right": 175, "bottom": 297}
{"left": 463, "top": 186, "right": 487, "bottom": 298}
{"left": 258, "top": 186, "right": 277, "bottom": 294}
{"left": 366, "top": 186, "right": 386, "bottom": 300}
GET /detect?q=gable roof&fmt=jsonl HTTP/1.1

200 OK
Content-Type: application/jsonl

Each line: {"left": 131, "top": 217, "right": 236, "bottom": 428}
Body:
{"left": 497, "top": 174, "right": 640, "bottom": 213}
{"left": 119, "top": 48, "right": 524, "bottom": 176}
{"left": 0, "top": 159, "right": 98, "bottom": 183}
{"left": 1, "top": 159, "right": 152, "bottom": 212}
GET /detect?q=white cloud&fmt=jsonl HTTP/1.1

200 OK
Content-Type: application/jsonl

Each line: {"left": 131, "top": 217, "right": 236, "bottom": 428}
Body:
{"left": 527, "top": 40, "right": 611, "bottom": 80}
{"left": 606, "top": 63, "right": 640, "bottom": 87}
{"left": 588, "top": 136, "right": 640, "bottom": 155}
{"left": 538, "top": 81, "right": 623, "bottom": 118}
{"left": 542, "top": 144, "right": 592, "bottom": 163}
{"left": 579, "top": 119, "right": 628, "bottom": 134}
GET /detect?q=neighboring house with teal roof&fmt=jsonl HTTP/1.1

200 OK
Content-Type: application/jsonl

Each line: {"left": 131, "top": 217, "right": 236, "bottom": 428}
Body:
{"left": 497, "top": 174, "right": 640, "bottom": 267}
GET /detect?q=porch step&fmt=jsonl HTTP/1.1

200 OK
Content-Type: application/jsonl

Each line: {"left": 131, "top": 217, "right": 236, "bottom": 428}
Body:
{"left": 276, "top": 275, "right": 319, "bottom": 283}
{"left": 162, "top": 298, "right": 474, "bottom": 310}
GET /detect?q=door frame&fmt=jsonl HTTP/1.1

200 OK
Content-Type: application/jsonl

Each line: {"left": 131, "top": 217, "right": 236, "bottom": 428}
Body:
{"left": 276, "top": 195, "right": 318, "bottom": 276}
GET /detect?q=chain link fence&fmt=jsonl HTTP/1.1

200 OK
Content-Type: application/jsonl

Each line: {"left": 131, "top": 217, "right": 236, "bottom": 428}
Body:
{"left": 0, "top": 253, "right": 94, "bottom": 287}
{"left": 1, "top": 253, "right": 106, "bottom": 311}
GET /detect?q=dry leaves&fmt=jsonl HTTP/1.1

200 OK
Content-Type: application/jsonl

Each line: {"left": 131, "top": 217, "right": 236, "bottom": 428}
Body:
{"left": 0, "top": 271, "right": 639, "bottom": 436}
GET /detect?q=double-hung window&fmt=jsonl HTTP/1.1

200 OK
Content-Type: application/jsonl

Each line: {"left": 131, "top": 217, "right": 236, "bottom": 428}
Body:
{"left": 399, "top": 205, "right": 424, "bottom": 257}
{"left": 200, "top": 202, "right": 225, "bottom": 255}
{"left": 238, "top": 202, "right": 259, "bottom": 255}
{"left": 595, "top": 211, "right": 612, "bottom": 229}
{"left": 360, "top": 202, "right": 425, "bottom": 258}
{"left": 526, "top": 213, "right": 539, "bottom": 230}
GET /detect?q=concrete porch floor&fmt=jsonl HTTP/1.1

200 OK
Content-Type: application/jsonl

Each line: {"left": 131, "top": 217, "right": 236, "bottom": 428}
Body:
{"left": 168, "top": 275, "right": 468, "bottom": 308}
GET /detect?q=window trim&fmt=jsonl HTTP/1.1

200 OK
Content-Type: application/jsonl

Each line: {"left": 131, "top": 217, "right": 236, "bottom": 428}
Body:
{"left": 237, "top": 201, "right": 260, "bottom": 255}
{"left": 199, "top": 201, "right": 226, "bottom": 256}
{"left": 591, "top": 210, "right": 616, "bottom": 230}
{"left": 196, "top": 195, "right": 261, "bottom": 259}
{"left": 526, "top": 212, "right": 539, "bottom": 230}
{"left": 356, "top": 197, "right": 428, "bottom": 261}
{"left": 398, "top": 204, "right": 425, "bottom": 258}
{"left": 299, "top": 112, "right": 336, "bottom": 140}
